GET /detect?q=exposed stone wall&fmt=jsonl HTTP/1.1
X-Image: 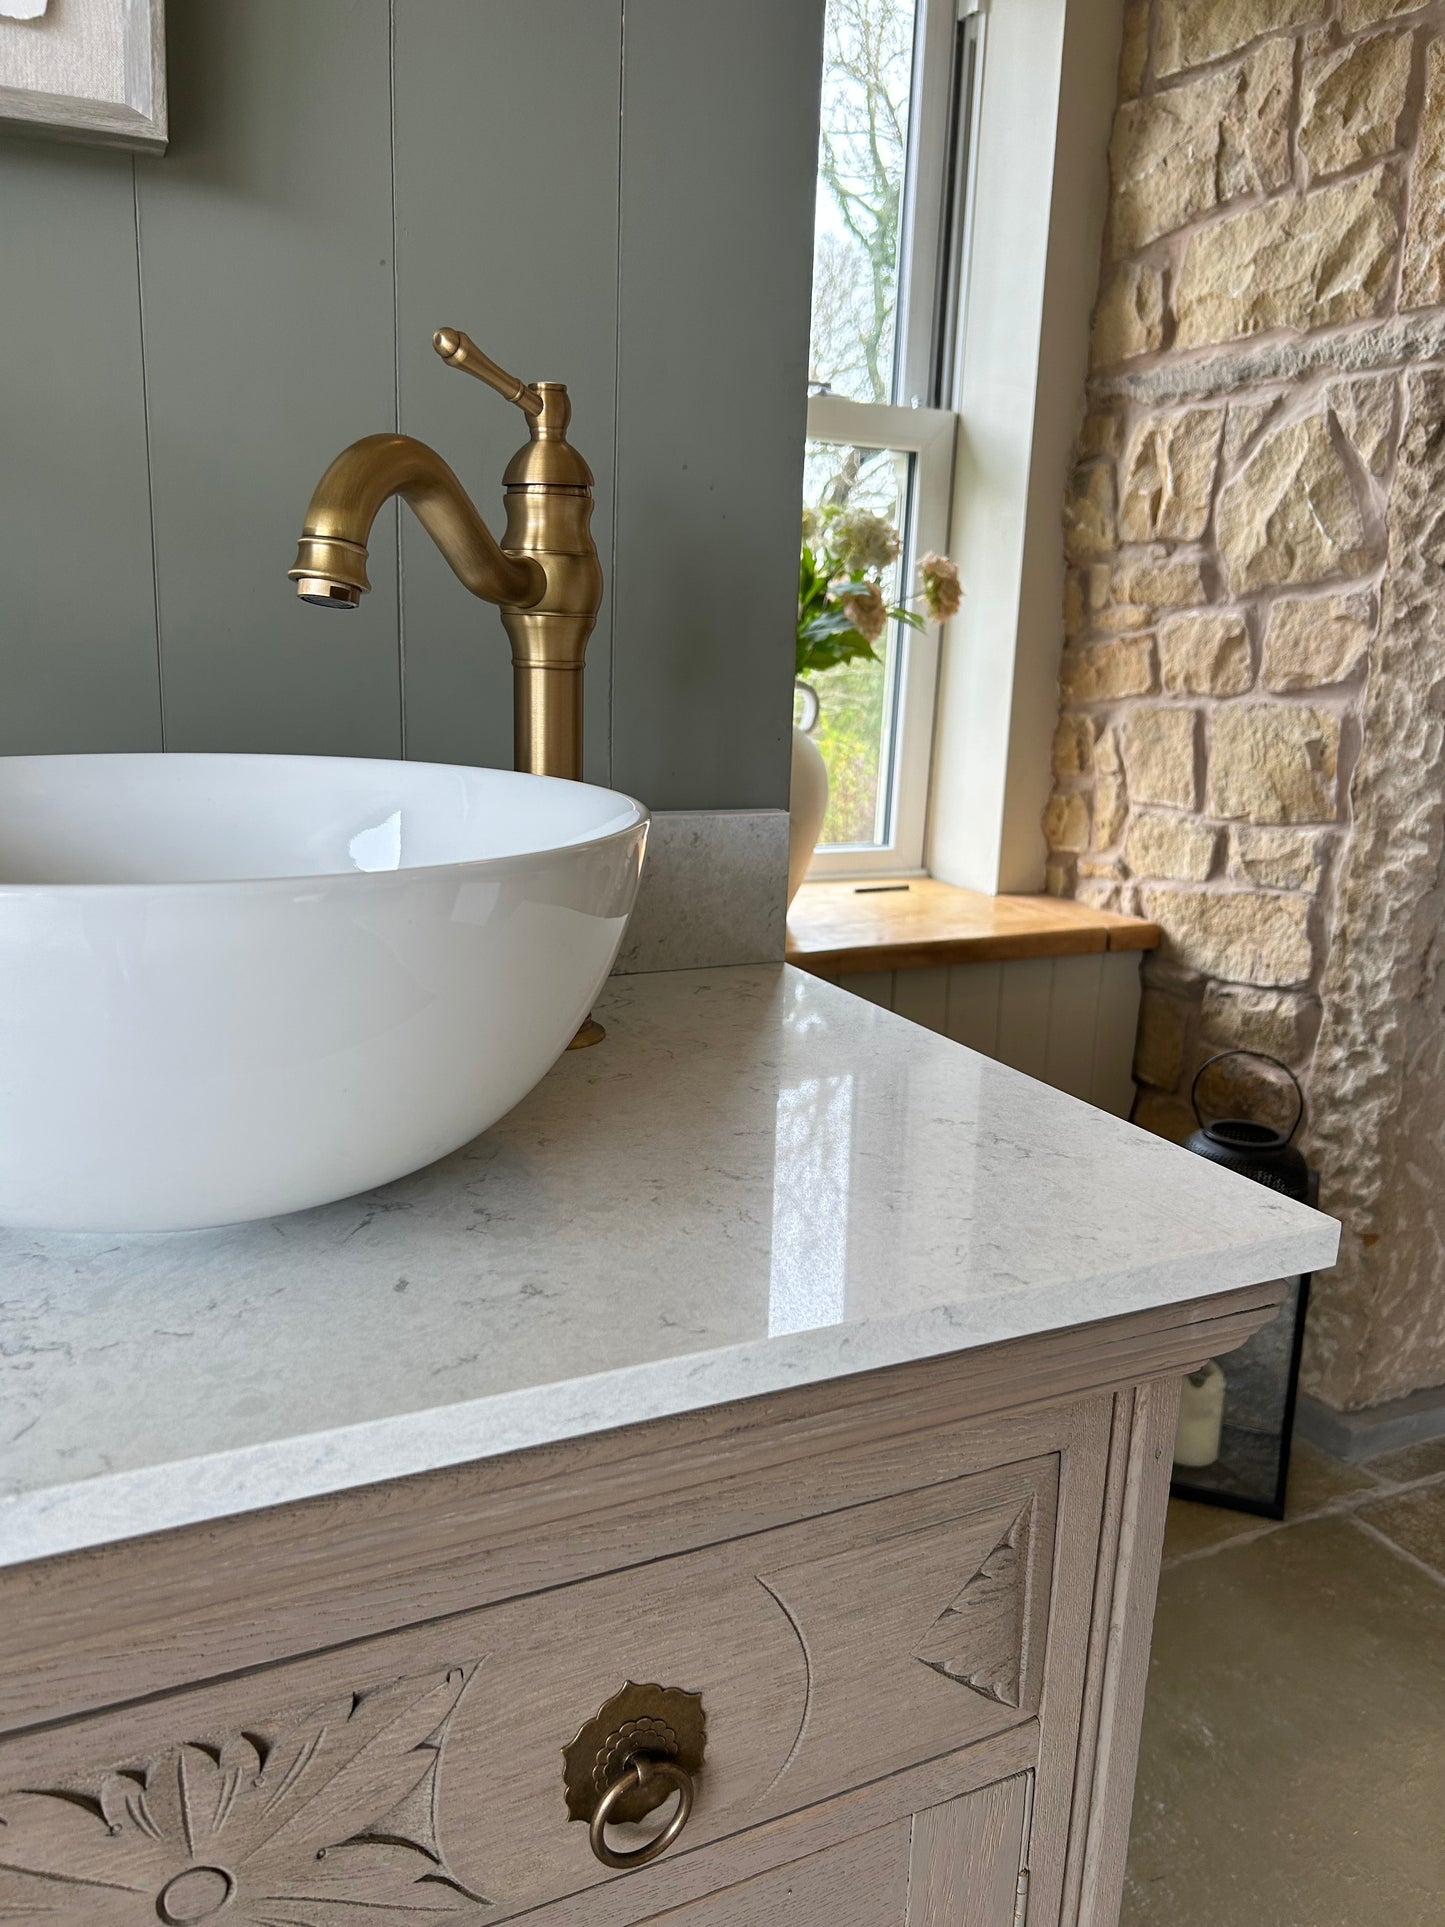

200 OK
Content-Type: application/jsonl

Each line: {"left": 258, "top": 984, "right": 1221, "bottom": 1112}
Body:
{"left": 1046, "top": 0, "right": 1445, "bottom": 1410}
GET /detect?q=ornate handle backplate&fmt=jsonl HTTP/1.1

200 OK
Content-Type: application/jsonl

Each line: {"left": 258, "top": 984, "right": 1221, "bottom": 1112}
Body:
{"left": 562, "top": 1682, "right": 706, "bottom": 1872}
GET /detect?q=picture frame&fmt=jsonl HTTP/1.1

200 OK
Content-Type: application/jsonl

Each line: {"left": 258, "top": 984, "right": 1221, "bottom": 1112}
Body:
{"left": 0, "top": 0, "right": 166, "bottom": 153}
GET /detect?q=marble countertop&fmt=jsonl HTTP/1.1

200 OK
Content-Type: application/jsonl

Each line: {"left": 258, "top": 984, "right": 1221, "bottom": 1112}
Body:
{"left": 0, "top": 965, "right": 1338, "bottom": 1568}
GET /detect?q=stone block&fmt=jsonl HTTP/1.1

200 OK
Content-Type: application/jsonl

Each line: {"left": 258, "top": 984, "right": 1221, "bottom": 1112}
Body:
{"left": 1135, "top": 988, "right": 1191, "bottom": 1089}
{"left": 1126, "top": 812, "right": 1220, "bottom": 881}
{"left": 1044, "top": 791, "right": 1091, "bottom": 854}
{"left": 1110, "top": 41, "right": 1292, "bottom": 253}
{"left": 1064, "top": 570, "right": 1087, "bottom": 641}
{"left": 1092, "top": 261, "right": 1165, "bottom": 365}
{"left": 1201, "top": 980, "right": 1320, "bottom": 1058}
{"left": 1124, "top": 707, "right": 1199, "bottom": 808}
{"left": 1120, "top": 408, "right": 1226, "bottom": 541}
{"left": 1079, "top": 410, "right": 1125, "bottom": 458}
{"left": 1112, "top": 554, "right": 1210, "bottom": 609}
{"left": 1261, "top": 591, "right": 1374, "bottom": 689}
{"left": 1231, "top": 825, "right": 1329, "bottom": 891}
{"left": 1132, "top": 1088, "right": 1198, "bottom": 1143}
{"left": 1060, "top": 637, "right": 1156, "bottom": 703}
{"left": 1095, "top": 604, "right": 1152, "bottom": 633}
{"left": 1143, "top": 887, "right": 1314, "bottom": 986}
{"left": 1192, "top": 1050, "right": 1305, "bottom": 1134}
{"left": 1329, "top": 372, "right": 1397, "bottom": 475}
{"left": 1216, "top": 413, "right": 1371, "bottom": 592}
{"left": 1301, "top": 30, "right": 1412, "bottom": 179}
{"left": 1207, "top": 703, "right": 1340, "bottom": 822}
{"left": 1159, "top": 612, "right": 1253, "bottom": 695}
{"left": 1341, "top": 0, "right": 1419, "bottom": 27}
{"left": 1404, "top": 38, "right": 1445, "bottom": 309}
{"left": 1175, "top": 168, "right": 1401, "bottom": 348}
{"left": 1051, "top": 713, "right": 1095, "bottom": 778}
{"left": 1063, "top": 460, "right": 1117, "bottom": 561}
{"left": 1155, "top": 0, "right": 1321, "bottom": 78}
{"left": 1076, "top": 879, "right": 1127, "bottom": 914}
{"left": 1119, "top": 0, "right": 1150, "bottom": 94}
{"left": 1223, "top": 398, "right": 1275, "bottom": 467}
{"left": 1094, "top": 774, "right": 1129, "bottom": 847}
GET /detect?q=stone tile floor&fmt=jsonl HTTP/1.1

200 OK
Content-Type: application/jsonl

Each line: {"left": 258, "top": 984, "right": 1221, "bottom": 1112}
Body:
{"left": 1123, "top": 1438, "right": 1445, "bottom": 1927}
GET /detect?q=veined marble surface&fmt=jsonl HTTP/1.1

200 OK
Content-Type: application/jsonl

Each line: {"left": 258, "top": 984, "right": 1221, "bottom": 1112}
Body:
{"left": 610, "top": 808, "right": 787, "bottom": 973}
{"left": 0, "top": 965, "right": 1338, "bottom": 1568}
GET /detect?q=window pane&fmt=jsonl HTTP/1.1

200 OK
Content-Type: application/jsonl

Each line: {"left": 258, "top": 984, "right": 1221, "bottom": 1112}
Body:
{"left": 808, "top": 0, "right": 919, "bottom": 405}
{"left": 799, "top": 437, "right": 914, "bottom": 850}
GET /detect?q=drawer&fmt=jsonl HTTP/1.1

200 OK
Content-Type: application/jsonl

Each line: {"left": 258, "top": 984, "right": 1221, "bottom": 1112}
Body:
{"left": 0, "top": 1455, "right": 1056, "bottom": 1923}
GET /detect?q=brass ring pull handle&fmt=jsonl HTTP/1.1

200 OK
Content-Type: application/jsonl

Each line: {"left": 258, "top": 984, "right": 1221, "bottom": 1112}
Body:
{"left": 587, "top": 1755, "right": 694, "bottom": 1870}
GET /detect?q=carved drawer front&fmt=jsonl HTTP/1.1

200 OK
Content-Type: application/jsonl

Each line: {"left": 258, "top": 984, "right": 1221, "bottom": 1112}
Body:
{"left": 0, "top": 1457, "right": 1055, "bottom": 1925}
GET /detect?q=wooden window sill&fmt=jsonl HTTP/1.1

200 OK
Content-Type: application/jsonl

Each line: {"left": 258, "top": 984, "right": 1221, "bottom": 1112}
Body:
{"left": 785, "top": 877, "right": 1160, "bottom": 977}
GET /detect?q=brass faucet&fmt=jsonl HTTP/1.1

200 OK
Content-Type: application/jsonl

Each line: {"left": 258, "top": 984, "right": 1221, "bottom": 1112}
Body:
{"left": 289, "top": 328, "right": 602, "bottom": 782}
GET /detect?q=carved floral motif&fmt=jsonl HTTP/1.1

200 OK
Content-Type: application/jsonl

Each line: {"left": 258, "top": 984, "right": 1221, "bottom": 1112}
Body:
{"left": 913, "top": 1503, "right": 1032, "bottom": 1707}
{"left": 0, "top": 1666, "right": 490, "bottom": 1924}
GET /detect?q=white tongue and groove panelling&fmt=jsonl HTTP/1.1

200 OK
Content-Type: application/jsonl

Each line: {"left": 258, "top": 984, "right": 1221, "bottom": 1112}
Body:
{"left": 816, "top": 954, "right": 1141, "bottom": 1119}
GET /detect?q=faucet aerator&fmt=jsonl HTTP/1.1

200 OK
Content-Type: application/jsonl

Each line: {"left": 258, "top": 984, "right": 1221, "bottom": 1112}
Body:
{"left": 295, "top": 579, "right": 362, "bottom": 609}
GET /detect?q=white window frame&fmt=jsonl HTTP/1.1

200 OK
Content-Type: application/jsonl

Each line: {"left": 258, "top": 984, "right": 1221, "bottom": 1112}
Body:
{"left": 804, "top": 394, "right": 955, "bottom": 880}
{"left": 926, "top": 0, "right": 1122, "bottom": 893}
{"left": 804, "top": 0, "right": 1124, "bottom": 897}
{"left": 806, "top": 0, "right": 983, "bottom": 881}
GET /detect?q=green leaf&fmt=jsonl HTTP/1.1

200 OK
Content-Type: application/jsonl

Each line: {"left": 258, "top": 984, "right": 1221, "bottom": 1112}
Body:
{"left": 796, "top": 621, "right": 883, "bottom": 678}
{"left": 800, "top": 609, "right": 857, "bottom": 642}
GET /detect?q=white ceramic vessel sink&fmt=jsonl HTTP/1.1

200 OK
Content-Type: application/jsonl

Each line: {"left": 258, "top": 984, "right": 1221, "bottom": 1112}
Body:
{"left": 0, "top": 753, "right": 647, "bottom": 1231}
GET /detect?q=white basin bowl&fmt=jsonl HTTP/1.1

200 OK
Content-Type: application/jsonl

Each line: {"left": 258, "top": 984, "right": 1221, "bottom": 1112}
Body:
{"left": 0, "top": 753, "right": 647, "bottom": 1231}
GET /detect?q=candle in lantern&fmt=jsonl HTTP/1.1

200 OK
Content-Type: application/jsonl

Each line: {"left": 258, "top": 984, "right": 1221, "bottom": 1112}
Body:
{"left": 1174, "top": 1359, "right": 1226, "bottom": 1468}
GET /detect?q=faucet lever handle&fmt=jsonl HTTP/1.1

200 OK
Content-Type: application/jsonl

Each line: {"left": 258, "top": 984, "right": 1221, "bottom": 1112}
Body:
{"left": 433, "top": 329, "right": 543, "bottom": 417}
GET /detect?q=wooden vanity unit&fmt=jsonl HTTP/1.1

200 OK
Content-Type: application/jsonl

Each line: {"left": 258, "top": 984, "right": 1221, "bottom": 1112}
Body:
{"left": 0, "top": 967, "right": 1337, "bottom": 1927}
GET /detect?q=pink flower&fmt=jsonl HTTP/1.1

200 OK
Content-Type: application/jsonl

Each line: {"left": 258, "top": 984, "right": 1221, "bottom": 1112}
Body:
{"left": 841, "top": 581, "right": 888, "bottom": 643}
{"left": 920, "top": 551, "right": 962, "bottom": 621}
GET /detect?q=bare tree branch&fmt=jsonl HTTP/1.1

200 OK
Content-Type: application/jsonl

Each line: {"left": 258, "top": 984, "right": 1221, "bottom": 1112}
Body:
{"left": 809, "top": 0, "right": 914, "bottom": 404}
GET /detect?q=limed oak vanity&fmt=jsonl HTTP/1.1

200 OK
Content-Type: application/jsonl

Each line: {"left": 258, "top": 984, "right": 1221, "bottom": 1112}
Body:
{"left": 0, "top": 966, "right": 1337, "bottom": 1927}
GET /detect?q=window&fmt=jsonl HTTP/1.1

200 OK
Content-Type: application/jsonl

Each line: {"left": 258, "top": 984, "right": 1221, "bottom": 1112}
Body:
{"left": 801, "top": 0, "right": 983, "bottom": 877}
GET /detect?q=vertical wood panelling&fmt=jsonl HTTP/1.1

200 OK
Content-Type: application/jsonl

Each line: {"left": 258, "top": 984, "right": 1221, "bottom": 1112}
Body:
{"left": 993, "top": 958, "right": 1054, "bottom": 1081}
{"left": 846, "top": 969, "right": 894, "bottom": 1010}
{"left": 392, "top": 0, "right": 622, "bottom": 780}
{"left": 135, "top": 0, "right": 403, "bottom": 756}
{"left": 827, "top": 952, "right": 1140, "bottom": 1117}
{"left": 0, "top": 142, "right": 160, "bottom": 752}
{"left": 906, "top": 1774, "right": 1028, "bottom": 1927}
{"left": 611, "top": 0, "right": 823, "bottom": 810}
{"left": 944, "top": 961, "right": 1001, "bottom": 1056}
{"left": 1091, "top": 954, "right": 1143, "bottom": 1120}
{"left": 1043, "top": 952, "right": 1103, "bottom": 1103}
{"left": 2, "top": 0, "right": 823, "bottom": 810}
{"left": 890, "top": 965, "right": 949, "bottom": 1033}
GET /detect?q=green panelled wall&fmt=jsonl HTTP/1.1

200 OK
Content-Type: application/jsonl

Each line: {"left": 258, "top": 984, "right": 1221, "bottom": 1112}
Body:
{"left": 0, "top": 0, "right": 822, "bottom": 809}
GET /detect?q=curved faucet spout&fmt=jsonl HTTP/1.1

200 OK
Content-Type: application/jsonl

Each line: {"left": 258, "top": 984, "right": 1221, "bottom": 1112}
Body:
{"left": 290, "top": 330, "right": 601, "bottom": 788}
{"left": 288, "top": 433, "right": 545, "bottom": 611}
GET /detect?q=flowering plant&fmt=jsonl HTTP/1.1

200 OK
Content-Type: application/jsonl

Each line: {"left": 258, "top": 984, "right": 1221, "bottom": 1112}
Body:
{"left": 796, "top": 503, "right": 961, "bottom": 682}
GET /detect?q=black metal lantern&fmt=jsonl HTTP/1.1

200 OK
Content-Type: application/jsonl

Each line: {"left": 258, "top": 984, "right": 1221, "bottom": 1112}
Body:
{"left": 1171, "top": 1051, "right": 1317, "bottom": 1520}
